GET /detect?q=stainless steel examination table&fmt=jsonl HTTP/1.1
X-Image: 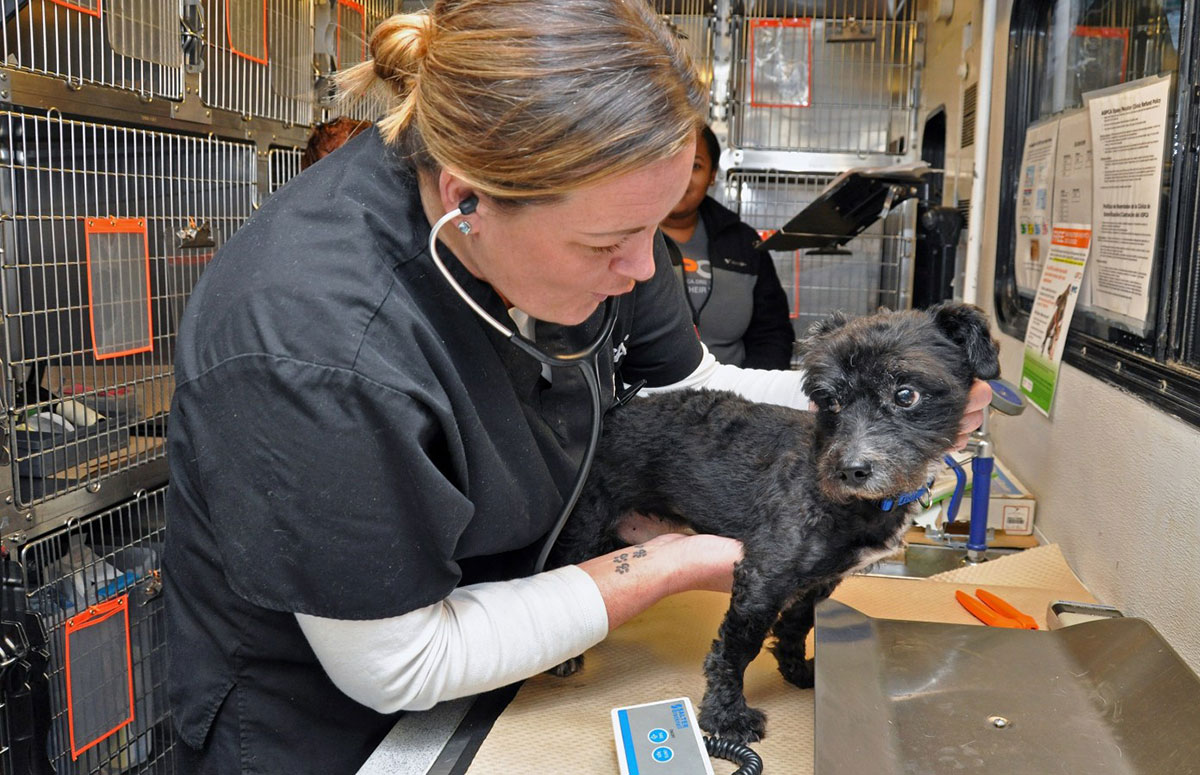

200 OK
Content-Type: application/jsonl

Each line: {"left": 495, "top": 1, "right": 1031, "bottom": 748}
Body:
{"left": 357, "top": 545, "right": 1200, "bottom": 774}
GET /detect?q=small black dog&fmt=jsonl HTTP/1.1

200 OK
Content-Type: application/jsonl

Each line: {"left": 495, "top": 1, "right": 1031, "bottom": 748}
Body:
{"left": 549, "top": 302, "right": 1000, "bottom": 743}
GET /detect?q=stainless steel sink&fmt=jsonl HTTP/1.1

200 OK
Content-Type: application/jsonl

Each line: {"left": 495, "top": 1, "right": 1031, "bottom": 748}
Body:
{"left": 861, "top": 542, "right": 1021, "bottom": 578}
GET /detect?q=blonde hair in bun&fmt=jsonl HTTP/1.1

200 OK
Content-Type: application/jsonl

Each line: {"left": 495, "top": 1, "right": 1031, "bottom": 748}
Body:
{"left": 338, "top": 0, "right": 704, "bottom": 204}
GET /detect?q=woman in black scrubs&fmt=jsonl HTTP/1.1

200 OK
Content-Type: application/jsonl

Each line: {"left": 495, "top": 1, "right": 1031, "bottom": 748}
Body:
{"left": 164, "top": 1, "right": 991, "bottom": 771}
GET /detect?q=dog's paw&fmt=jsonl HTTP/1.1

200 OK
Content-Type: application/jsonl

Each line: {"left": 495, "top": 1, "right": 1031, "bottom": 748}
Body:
{"left": 778, "top": 656, "right": 816, "bottom": 689}
{"left": 545, "top": 655, "right": 584, "bottom": 678}
{"left": 698, "top": 702, "right": 767, "bottom": 743}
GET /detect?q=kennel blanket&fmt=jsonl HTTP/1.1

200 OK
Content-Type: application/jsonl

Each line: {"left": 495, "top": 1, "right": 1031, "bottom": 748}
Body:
{"left": 464, "top": 544, "right": 1094, "bottom": 774}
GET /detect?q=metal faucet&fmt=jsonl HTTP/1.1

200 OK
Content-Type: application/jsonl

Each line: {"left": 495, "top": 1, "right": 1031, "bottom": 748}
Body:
{"left": 930, "top": 378, "right": 1025, "bottom": 562}
{"left": 963, "top": 378, "right": 1025, "bottom": 563}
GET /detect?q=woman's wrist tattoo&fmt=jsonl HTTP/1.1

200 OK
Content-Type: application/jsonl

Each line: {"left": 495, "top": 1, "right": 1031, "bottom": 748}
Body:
{"left": 612, "top": 544, "right": 649, "bottom": 574}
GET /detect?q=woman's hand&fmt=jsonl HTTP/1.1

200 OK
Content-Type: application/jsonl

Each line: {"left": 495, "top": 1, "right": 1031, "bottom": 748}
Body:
{"left": 954, "top": 379, "right": 993, "bottom": 450}
{"left": 579, "top": 532, "right": 742, "bottom": 630}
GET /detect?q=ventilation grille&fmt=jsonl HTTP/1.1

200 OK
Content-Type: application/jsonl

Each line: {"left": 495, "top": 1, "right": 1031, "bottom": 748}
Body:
{"left": 961, "top": 82, "right": 978, "bottom": 148}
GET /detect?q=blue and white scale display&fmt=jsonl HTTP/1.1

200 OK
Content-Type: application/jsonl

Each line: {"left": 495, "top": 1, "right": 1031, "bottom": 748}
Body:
{"left": 611, "top": 697, "right": 714, "bottom": 775}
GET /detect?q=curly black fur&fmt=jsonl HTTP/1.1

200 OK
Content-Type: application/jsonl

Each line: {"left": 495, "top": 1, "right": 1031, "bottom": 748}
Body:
{"left": 548, "top": 303, "right": 999, "bottom": 743}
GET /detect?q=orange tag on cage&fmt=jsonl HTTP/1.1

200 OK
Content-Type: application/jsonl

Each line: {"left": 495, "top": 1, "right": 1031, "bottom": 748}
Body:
{"left": 749, "top": 18, "right": 813, "bottom": 109}
{"left": 64, "top": 595, "right": 135, "bottom": 759}
{"left": 226, "top": 0, "right": 269, "bottom": 64}
{"left": 84, "top": 217, "right": 154, "bottom": 360}
{"left": 336, "top": 0, "right": 368, "bottom": 69}
{"left": 47, "top": 0, "right": 101, "bottom": 18}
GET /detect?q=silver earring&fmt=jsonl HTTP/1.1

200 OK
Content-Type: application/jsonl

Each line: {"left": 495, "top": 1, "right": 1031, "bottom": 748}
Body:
{"left": 457, "top": 220, "right": 472, "bottom": 235}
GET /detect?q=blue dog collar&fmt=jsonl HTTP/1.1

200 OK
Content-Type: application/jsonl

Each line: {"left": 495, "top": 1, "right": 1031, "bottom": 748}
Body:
{"left": 879, "top": 483, "right": 933, "bottom": 513}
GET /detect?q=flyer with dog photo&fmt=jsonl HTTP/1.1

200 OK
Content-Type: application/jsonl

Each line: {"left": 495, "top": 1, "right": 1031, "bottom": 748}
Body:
{"left": 1021, "top": 223, "right": 1091, "bottom": 416}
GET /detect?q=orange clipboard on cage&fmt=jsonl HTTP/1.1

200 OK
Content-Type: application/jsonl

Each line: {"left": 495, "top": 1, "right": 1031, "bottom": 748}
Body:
{"left": 748, "top": 18, "right": 813, "bottom": 109}
{"left": 226, "top": 0, "right": 269, "bottom": 64}
{"left": 64, "top": 594, "right": 135, "bottom": 759}
{"left": 84, "top": 217, "right": 155, "bottom": 360}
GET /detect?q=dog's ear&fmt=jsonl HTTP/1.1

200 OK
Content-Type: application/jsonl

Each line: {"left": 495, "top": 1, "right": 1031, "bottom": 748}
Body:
{"left": 928, "top": 302, "right": 1001, "bottom": 380}
{"left": 803, "top": 311, "right": 850, "bottom": 341}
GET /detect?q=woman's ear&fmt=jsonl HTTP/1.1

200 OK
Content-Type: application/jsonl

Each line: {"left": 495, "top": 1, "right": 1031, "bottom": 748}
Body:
{"left": 438, "top": 169, "right": 479, "bottom": 219}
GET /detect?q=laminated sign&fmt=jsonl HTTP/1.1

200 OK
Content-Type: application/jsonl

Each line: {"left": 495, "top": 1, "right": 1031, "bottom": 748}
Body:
{"left": 227, "top": 0, "right": 269, "bottom": 64}
{"left": 84, "top": 217, "right": 155, "bottom": 360}
{"left": 749, "top": 18, "right": 812, "bottom": 108}
{"left": 64, "top": 595, "right": 135, "bottom": 759}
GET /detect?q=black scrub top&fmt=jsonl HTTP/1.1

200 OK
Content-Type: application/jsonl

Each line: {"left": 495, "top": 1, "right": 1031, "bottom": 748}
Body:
{"left": 163, "top": 127, "right": 703, "bottom": 774}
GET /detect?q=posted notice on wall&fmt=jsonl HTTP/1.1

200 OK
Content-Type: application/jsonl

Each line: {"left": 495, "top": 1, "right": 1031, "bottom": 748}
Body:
{"left": 1014, "top": 119, "right": 1058, "bottom": 295}
{"left": 1019, "top": 109, "right": 1094, "bottom": 416}
{"left": 1084, "top": 74, "right": 1172, "bottom": 326}
{"left": 1050, "top": 110, "right": 1095, "bottom": 308}
{"left": 1020, "top": 224, "right": 1092, "bottom": 416}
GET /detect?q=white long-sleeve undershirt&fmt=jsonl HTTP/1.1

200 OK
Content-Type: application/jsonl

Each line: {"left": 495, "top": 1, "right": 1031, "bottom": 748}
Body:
{"left": 298, "top": 350, "right": 809, "bottom": 714}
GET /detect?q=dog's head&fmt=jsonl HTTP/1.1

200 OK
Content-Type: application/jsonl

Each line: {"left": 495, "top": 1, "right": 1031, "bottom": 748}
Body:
{"left": 799, "top": 303, "right": 1000, "bottom": 503}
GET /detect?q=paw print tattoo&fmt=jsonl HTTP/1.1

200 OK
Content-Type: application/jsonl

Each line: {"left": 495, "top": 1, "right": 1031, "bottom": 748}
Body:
{"left": 615, "top": 563, "right": 630, "bottom": 574}
{"left": 632, "top": 547, "right": 647, "bottom": 559}
{"left": 613, "top": 553, "right": 629, "bottom": 563}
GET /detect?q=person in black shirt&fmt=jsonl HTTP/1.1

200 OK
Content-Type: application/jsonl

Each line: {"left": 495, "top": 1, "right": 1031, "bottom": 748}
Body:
{"left": 661, "top": 126, "right": 795, "bottom": 369}
{"left": 164, "top": 1, "right": 992, "bottom": 772}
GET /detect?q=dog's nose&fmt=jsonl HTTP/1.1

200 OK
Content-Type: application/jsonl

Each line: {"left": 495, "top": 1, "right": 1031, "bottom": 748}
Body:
{"left": 837, "top": 461, "right": 873, "bottom": 484}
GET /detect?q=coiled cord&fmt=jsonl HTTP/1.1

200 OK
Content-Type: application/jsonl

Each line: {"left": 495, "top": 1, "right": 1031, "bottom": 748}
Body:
{"left": 704, "top": 735, "right": 764, "bottom": 775}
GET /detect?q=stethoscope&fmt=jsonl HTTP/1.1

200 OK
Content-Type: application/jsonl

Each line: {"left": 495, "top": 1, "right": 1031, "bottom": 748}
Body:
{"left": 428, "top": 195, "right": 620, "bottom": 573}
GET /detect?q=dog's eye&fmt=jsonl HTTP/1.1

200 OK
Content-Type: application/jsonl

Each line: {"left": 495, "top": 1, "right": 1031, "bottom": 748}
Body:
{"left": 824, "top": 398, "right": 842, "bottom": 414}
{"left": 894, "top": 388, "right": 920, "bottom": 408}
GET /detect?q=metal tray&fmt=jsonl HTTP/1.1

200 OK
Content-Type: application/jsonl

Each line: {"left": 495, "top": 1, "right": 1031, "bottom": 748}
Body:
{"left": 815, "top": 599, "right": 1200, "bottom": 774}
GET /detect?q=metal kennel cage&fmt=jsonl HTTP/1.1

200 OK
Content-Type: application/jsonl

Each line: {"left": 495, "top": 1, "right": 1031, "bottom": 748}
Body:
{"left": 720, "top": 169, "right": 915, "bottom": 334}
{"left": 6, "top": 486, "right": 177, "bottom": 774}
{"left": 199, "top": 0, "right": 315, "bottom": 126}
{"left": 0, "top": 110, "right": 257, "bottom": 511}
{"left": 0, "top": 0, "right": 185, "bottom": 100}
{"left": 658, "top": 0, "right": 714, "bottom": 97}
{"left": 318, "top": 0, "right": 396, "bottom": 122}
{"left": 728, "top": 0, "right": 921, "bottom": 155}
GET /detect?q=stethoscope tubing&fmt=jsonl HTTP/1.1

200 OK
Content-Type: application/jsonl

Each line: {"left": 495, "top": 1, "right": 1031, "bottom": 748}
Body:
{"left": 427, "top": 205, "right": 619, "bottom": 573}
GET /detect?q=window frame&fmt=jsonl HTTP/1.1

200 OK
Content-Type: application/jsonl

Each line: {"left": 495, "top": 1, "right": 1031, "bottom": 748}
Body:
{"left": 994, "top": 0, "right": 1200, "bottom": 427}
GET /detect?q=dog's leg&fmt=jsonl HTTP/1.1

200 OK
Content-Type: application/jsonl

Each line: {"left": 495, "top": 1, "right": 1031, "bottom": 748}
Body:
{"left": 544, "top": 488, "right": 623, "bottom": 679}
{"left": 769, "top": 580, "right": 837, "bottom": 689}
{"left": 698, "top": 559, "right": 790, "bottom": 743}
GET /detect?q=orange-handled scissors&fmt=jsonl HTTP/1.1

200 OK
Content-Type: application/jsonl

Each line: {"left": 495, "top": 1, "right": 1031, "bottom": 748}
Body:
{"left": 955, "top": 589, "right": 1039, "bottom": 630}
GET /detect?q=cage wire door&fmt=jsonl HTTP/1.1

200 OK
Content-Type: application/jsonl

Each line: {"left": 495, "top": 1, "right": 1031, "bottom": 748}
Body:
{"left": 201, "top": 0, "right": 315, "bottom": 125}
{"left": 0, "top": 0, "right": 185, "bottom": 98}
{"left": 731, "top": 0, "right": 920, "bottom": 154}
{"left": 0, "top": 111, "right": 257, "bottom": 508}
{"left": 268, "top": 146, "right": 303, "bottom": 193}
{"left": 20, "top": 487, "right": 176, "bottom": 774}
{"left": 322, "top": 0, "right": 394, "bottom": 122}
{"left": 655, "top": 0, "right": 713, "bottom": 90}
{"left": 106, "top": 0, "right": 186, "bottom": 70}
{"left": 336, "top": 0, "right": 366, "bottom": 69}
{"left": 723, "top": 171, "right": 915, "bottom": 333}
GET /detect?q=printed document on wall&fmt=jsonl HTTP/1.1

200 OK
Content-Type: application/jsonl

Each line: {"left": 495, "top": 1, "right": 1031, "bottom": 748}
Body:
{"left": 1014, "top": 119, "right": 1058, "bottom": 295}
{"left": 1020, "top": 224, "right": 1091, "bottom": 416}
{"left": 1084, "top": 74, "right": 1172, "bottom": 326}
{"left": 1050, "top": 110, "right": 1095, "bottom": 309}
